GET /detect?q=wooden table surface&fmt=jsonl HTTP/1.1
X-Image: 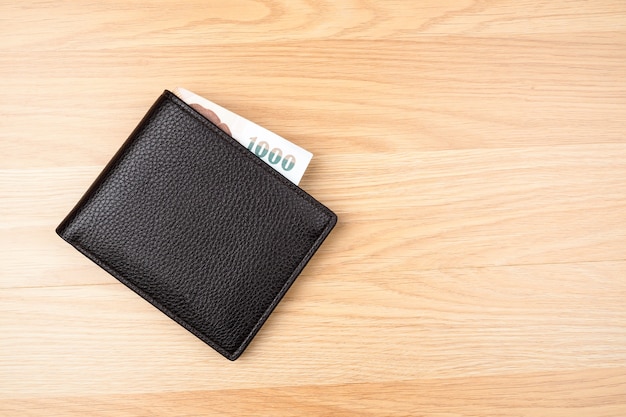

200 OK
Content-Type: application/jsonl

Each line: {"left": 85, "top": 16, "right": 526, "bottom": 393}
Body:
{"left": 2, "top": 1, "right": 626, "bottom": 416}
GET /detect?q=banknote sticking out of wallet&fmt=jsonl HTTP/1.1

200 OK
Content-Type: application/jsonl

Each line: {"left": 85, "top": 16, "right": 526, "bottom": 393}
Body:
{"left": 56, "top": 89, "right": 337, "bottom": 360}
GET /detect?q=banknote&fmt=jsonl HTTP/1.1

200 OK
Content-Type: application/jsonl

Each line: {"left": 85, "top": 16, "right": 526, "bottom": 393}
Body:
{"left": 173, "top": 87, "right": 312, "bottom": 185}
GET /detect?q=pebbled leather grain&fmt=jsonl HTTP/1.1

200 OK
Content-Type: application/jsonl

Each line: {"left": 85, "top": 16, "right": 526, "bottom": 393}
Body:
{"left": 56, "top": 91, "right": 337, "bottom": 360}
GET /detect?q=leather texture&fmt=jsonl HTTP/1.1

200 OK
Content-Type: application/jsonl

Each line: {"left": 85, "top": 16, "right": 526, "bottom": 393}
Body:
{"left": 56, "top": 91, "right": 337, "bottom": 360}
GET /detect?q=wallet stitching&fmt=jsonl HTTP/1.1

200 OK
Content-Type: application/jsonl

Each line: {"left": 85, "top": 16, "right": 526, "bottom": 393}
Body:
{"left": 165, "top": 91, "right": 335, "bottom": 221}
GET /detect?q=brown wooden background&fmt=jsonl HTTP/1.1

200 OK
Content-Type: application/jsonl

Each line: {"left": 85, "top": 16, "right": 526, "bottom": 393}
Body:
{"left": 1, "top": 1, "right": 625, "bottom": 415}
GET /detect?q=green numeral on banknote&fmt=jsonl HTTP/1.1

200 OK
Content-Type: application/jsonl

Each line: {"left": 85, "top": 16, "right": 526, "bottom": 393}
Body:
{"left": 248, "top": 137, "right": 296, "bottom": 171}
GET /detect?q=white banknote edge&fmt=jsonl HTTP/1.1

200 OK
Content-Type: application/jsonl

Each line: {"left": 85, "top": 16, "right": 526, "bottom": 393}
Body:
{"left": 173, "top": 87, "right": 312, "bottom": 185}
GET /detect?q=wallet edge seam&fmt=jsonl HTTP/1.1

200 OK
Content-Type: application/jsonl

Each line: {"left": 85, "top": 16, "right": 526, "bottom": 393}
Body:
{"left": 230, "top": 212, "right": 338, "bottom": 359}
{"left": 55, "top": 90, "right": 339, "bottom": 361}
{"left": 55, "top": 228, "right": 238, "bottom": 361}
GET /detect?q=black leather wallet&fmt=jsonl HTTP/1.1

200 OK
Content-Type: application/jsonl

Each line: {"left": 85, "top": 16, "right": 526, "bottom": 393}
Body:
{"left": 56, "top": 90, "right": 337, "bottom": 360}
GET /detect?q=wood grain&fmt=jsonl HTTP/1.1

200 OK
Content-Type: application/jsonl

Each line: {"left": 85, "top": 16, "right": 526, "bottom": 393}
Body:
{"left": 1, "top": 1, "right": 625, "bottom": 415}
